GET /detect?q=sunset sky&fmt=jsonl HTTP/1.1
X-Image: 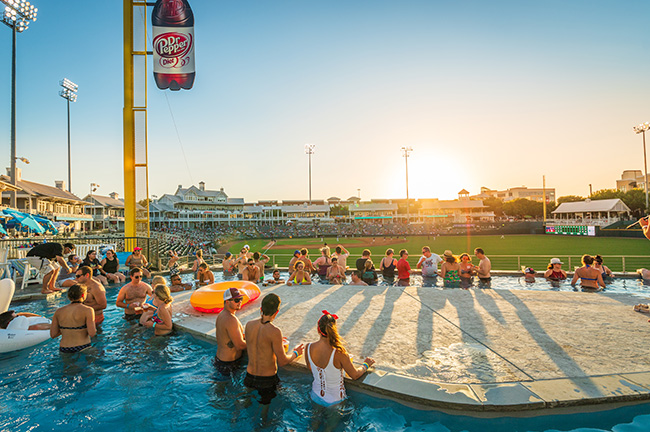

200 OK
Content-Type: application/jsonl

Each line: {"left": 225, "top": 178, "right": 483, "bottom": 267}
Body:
{"left": 0, "top": 0, "right": 649, "bottom": 202}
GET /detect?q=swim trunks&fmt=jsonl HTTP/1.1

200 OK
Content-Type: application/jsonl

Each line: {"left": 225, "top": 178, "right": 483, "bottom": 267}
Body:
{"left": 124, "top": 313, "right": 141, "bottom": 321}
{"left": 214, "top": 356, "right": 243, "bottom": 378}
{"left": 479, "top": 277, "right": 492, "bottom": 283}
{"left": 244, "top": 373, "right": 280, "bottom": 405}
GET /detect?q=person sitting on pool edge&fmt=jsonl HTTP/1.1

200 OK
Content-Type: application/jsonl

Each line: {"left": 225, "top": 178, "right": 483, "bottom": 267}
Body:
{"left": 50, "top": 284, "right": 96, "bottom": 353}
{"left": 287, "top": 261, "right": 311, "bottom": 286}
{"left": 305, "top": 310, "right": 375, "bottom": 407}
{"left": 215, "top": 287, "right": 247, "bottom": 378}
{"left": 544, "top": 258, "right": 567, "bottom": 280}
{"left": 244, "top": 293, "right": 304, "bottom": 409}
{"left": 571, "top": 254, "right": 606, "bottom": 290}
{"left": 115, "top": 267, "right": 153, "bottom": 321}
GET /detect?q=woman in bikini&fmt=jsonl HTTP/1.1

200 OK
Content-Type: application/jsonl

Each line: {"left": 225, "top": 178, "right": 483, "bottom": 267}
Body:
{"left": 593, "top": 255, "right": 614, "bottom": 280}
{"left": 140, "top": 284, "right": 174, "bottom": 336}
{"left": 287, "top": 261, "right": 312, "bottom": 286}
{"left": 380, "top": 249, "right": 397, "bottom": 285}
{"left": 305, "top": 310, "right": 375, "bottom": 408}
{"left": 571, "top": 254, "right": 605, "bottom": 290}
{"left": 313, "top": 246, "right": 332, "bottom": 283}
{"left": 50, "top": 284, "right": 96, "bottom": 353}
{"left": 458, "top": 253, "right": 474, "bottom": 285}
{"left": 191, "top": 249, "right": 206, "bottom": 278}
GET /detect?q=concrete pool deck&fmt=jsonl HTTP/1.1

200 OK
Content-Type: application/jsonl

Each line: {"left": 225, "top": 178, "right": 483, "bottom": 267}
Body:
{"left": 169, "top": 282, "right": 650, "bottom": 412}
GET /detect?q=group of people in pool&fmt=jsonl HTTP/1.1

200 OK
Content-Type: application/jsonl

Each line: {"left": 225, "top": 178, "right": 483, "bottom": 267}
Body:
{"left": 521, "top": 254, "right": 614, "bottom": 290}
{"left": 214, "top": 287, "right": 375, "bottom": 411}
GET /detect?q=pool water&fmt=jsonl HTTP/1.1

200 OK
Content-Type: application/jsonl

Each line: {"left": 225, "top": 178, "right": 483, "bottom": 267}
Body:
{"left": 3, "top": 282, "right": 650, "bottom": 431}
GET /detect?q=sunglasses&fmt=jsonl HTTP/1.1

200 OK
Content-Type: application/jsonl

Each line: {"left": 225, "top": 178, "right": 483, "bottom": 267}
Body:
{"left": 229, "top": 298, "right": 242, "bottom": 303}
{"left": 75, "top": 274, "right": 82, "bottom": 278}
{"left": 133, "top": 275, "right": 142, "bottom": 279}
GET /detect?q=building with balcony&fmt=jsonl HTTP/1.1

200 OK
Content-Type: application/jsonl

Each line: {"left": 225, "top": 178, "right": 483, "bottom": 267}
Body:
{"left": 551, "top": 198, "right": 631, "bottom": 226}
{"left": 473, "top": 186, "right": 556, "bottom": 203}
{"left": 418, "top": 190, "right": 495, "bottom": 223}
{"left": 0, "top": 169, "right": 90, "bottom": 231}
{"left": 616, "top": 170, "right": 648, "bottom": 192}
{"left": 83, "top": 192, "right": 126, "bottom": 232}
{"left": 348, "top": 201, "right": 399, "bottom": 219}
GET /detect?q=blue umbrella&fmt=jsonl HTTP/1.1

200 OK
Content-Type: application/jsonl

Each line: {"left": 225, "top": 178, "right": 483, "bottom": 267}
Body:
{"left": 8, "top": 213, "right": 45, "bottom": 234}
{"left": 32, "top": 215, "right": 59, "bottom": 235}
{"left": 0, "top": 224, "right": 6, "bottom": 235}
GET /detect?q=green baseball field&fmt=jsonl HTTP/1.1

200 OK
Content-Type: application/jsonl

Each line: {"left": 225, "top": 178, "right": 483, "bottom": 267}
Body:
{"left": 227, "top": 234, "right": 650, "bottom": 272}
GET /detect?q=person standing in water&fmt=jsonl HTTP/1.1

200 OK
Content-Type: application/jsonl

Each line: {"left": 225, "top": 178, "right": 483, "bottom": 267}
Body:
{"left": 50, "top": 284, "right": 96, "bottom": 353}
{"left": 244, "top": 293, "right": 304, "bottom": 411}
{"left": 214, "top": 288, "right": 247, "bottom": 378}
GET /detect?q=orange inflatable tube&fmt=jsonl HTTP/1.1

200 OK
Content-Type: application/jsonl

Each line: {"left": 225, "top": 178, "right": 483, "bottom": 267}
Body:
{"left": 190, "top": 281, "right": 261, "bottom": 313}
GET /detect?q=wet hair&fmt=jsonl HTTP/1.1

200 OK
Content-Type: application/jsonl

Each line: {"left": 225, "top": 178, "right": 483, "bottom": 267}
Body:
{"left": 253, "top": 252, "right": 260, "bottom": 260}
{"left": 300, "top": 248, "right": 308, "bottom": 256}
{"left": 152, "top": 275, "right": 167, "bottom": 287}
{"left": 0, "top": 310, "right": 15, "bottom": 329}
{"left": 399, "top": 249, "right": 408, "bottom": 257}
{"left": 422, "top": 246, "right": 431, "bottom": 253}
{"left": 196, "top": 250, "right": 203, "bottom": 259}
{"left": 331, "top": 257, "right": 338, "bottom": 263}
{"left": 364, "top": 260, "right": 373, "bottom": 271}
{"left": 261, "top": 293, "right": 281, "bottom": 316}
{"left": 154, "top": 284, "right": 173, "bottom": 304}
{"left": 582, "top": 254, "right": 594, "bottom": 266}
{"left": 199, "top": 262, "right": 208, "bottom": 269}
{"left": 272, "top": 269, "right": 280, "bottom": 275}
{"left": 351, "top": 270, "right": 361, "bottom": 279}
{"left": 474, "top": 248, "right": 485, "bottom": 255}
{"left": 385, "top": 249, "right": 394, "bottom": 256}
{"left": 85, "top": 250, "right": 96, "bottom": 260}
{"left": 459, "top": 253, "right": 470, "bottom": 262}
{"left": 130, "top": 267, "right": 142, "bottom": 277}
{"left": 335, "top": 246, "right": 342, "bottom": 254}
{"left": 79, "top": 265, "right": 92, "bottom": 277}
{"left": 318, "top": 313, "right": 347, "bottom": 355}
{"left": 67, "top": 284, "right": 86, "bottom": 302}
{"left": 594, "top": 255, "right": 604, "bottom": 264}
{"left": 362, "top": 249, "right": 371, "bottom": 257}
{"left": 63, "top": 243, "right": 75, "bottom": 250}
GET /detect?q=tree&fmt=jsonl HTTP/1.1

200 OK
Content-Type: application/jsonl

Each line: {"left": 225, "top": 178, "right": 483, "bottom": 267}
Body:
{"left": 330, "top": 205, "right": 349, "bottom": 216}
{"left": 557, "top": 195, "right": 584, "bottom": 204}
{"left": 482, "top": 197, "right": 504, "bottom": 217}
{"left": 502, "top": 198, "right": 544, "bottom": 218}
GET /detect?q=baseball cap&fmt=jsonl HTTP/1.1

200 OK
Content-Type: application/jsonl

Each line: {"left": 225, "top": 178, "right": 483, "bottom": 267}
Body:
{"left": 550, "top": 258, "right": 563, "bottom": 265}
{"left": 225, "top": 252, "right": 232, "bottom": 258}
{"left": 134, "top": 247, "right": 142, "bottom": 251}
{"left": 525, "top": 267, "right": 536, "bottom": 274}
{"left": 223, "top": 288, "right": 244, "bottom": 301}
{"left": 244, "top": 244, "right": 250, "bottom": 250}
{"left": 293, "top": 250, "right": 300, "bottom": 255}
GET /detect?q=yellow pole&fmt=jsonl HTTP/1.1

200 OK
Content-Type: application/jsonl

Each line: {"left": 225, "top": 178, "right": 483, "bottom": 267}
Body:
{"left": 123, "top": 0, "right": 136, "bottom": 238}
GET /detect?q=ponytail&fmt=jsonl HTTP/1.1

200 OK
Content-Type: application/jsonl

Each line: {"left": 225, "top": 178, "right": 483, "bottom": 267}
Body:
{"left": 318, "top": 311, "right": 347, "bottom": 356}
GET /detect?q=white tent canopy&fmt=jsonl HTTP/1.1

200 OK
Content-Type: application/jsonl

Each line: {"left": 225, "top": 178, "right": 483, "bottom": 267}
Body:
{"left": 552, "top": 199, "right": 631, "bottom": 214}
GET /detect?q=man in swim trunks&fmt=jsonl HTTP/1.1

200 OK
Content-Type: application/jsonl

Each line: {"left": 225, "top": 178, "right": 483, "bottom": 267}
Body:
{"left": 242, "top": 258, "right": 260, "bottom": 283}
{"left": 474, "top": 248, "right": 492, "bottom": 285}
{"left": 115, "top": 267, "right": 153, "bottom": 320}
{"left": 215, "top": 288, "right": 247, "bottom": 378}
{"left": 76, "top": 266, "right": 108, "bottom": 325}
{"left": 244, "top": 293, "right": 304, "bottom": 410}
{"left": 333, "top": 245, "right": 350, "bottom": 269}
{"left": 235, "top": 248, "right": 249, "bottom": 280}
{"left": 253, "top": 252, "right": 270, "bottom": 282}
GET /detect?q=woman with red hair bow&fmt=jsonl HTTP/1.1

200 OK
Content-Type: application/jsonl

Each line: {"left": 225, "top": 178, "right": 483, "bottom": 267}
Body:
{"left": 304, "top": 310, "right": 376, "bottom": 407}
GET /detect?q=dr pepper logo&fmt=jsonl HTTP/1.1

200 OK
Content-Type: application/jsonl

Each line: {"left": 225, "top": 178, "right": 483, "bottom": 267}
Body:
{"left": 153, "top": 32, "right": 192, "bottom": 59}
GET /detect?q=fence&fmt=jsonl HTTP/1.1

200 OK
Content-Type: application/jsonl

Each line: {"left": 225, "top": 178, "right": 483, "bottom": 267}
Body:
{"left": 0, "top": 236, "right": 160, "bottom": 270}
{"left": 259, "top": 253, "right": 650, "bottom": 273}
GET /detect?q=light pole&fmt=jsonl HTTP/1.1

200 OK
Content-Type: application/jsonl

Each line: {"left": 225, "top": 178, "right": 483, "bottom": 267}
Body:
{"left": 634, "top": 122, "right": 650, "bottom": 211}
{"left": 59, "top": 78, "right": 78, "bottom": 193}
{"left": 401, "top": 146, "right": 413, "bottom": 222}
{"left": 305, "top": 144, "right": 315, "bottom": 204}
{"left": 1, "top": 0, "right": 37, "bottom": 209}
{"left": 89, "top": 183, "right": 99, "bottom": 231}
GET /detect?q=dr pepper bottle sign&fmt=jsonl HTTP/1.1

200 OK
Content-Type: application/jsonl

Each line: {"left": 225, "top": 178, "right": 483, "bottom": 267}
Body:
{"left": 152, "top": 0, "right": 195, "bottom": 91}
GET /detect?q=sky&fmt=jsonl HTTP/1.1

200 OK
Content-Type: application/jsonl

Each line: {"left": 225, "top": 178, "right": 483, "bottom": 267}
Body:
{"left": 0, "top": 0, "right": 649, "bottom": 203}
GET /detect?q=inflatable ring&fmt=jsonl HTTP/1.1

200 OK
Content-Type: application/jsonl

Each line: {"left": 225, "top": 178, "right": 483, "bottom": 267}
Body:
{"left": 0, "top": 279, "right": 52, "bottom": 353}
{"left": 190, "top": 281, "right": 261, "bottom": 313}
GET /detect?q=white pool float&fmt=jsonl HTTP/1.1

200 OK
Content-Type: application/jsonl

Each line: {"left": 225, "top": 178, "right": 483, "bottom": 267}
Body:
{"left": 0, "top": 278, "right": 52, "bottom": 354}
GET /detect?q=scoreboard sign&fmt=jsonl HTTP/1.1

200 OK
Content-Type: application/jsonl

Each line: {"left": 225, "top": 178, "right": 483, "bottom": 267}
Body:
{"left": 546, "top": 225, "right": 596, "bottom": 236}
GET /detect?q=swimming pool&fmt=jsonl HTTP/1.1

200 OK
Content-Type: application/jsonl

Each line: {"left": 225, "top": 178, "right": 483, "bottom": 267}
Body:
{"left": 3, "top": 283, "right": 650, "bottom": 431}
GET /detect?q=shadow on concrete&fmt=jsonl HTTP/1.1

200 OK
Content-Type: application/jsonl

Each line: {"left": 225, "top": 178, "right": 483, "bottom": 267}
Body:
{"left": 338, "top": 287, "right": 388, "bottom": 338}
{"left": 493, "top": 289, "right": 591, "bottom": 383}
{"left": 360, "top": 286, "right": 404, "bottom": 357}
{"left": 473, "top": 289, "right": 507, "bottom": 326}
{"left": 286, "top": 284, "right": 360, "bottom": 342}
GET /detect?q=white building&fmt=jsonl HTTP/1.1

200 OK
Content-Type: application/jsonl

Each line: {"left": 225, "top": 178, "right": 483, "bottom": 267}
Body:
{"left": 551, "top": 198, "right": 631, "bottom": 226}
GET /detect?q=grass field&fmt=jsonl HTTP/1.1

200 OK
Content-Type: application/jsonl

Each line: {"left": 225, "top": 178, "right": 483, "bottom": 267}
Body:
{"left": 227, "top": 235, "right": 650, "bottom": 272}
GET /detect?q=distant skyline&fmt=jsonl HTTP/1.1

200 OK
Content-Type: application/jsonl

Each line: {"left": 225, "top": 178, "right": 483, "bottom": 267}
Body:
{"left": 0, "top": 1, "right": 649, "bottom": 203}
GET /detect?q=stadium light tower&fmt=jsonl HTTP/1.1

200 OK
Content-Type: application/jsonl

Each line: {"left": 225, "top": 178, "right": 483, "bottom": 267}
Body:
{"left": 401, "top": 146, "right": 413, "bottom": 222}
{"left": 59, "top": 78, "right": 78, "bottom": 193}
{"left": 1, "top": 0, "right": 38, "bottom": 208}
{"left": 305, "top": 143, "right": 315, "bottom": 205}
{"left": 634, "top": 122, "right": 650, "bottom": 212}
